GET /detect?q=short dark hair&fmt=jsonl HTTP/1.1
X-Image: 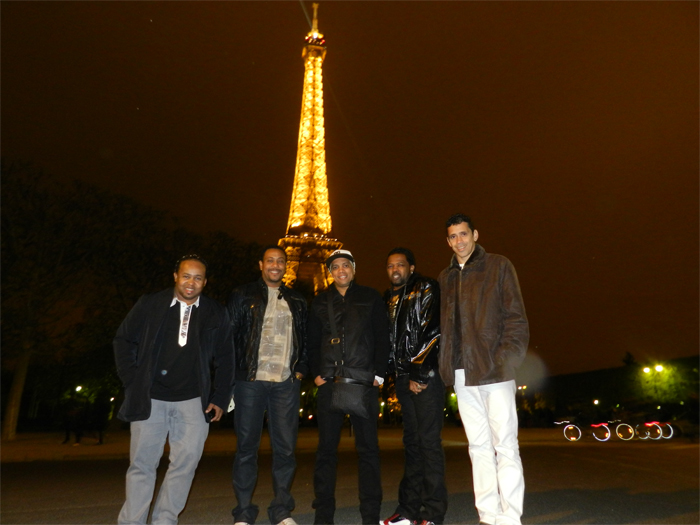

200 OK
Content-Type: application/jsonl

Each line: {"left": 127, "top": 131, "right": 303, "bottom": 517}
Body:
{"left": 445, "top": 213, "right": 475, "bottom": 233}
{"left": 174, "top": 254, "right": 208, "bottom": 274}
{"left": 259, "top": 244, "right": 287, "bottom": 262}
{"left": 387, "top": 247, "right": 416, "bottom": 267}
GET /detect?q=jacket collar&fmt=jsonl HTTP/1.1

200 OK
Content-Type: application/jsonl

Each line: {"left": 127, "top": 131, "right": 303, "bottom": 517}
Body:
{"left": 258, "top": 277, "right": 287, "bottom": 295}
{"left": 449, "top": 244, "right": 485, "bottom": 271}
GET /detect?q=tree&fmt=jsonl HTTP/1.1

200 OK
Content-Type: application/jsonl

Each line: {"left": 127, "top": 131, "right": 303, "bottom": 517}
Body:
{"left": 2, "top": 160, "right": 260, "bottom": 438}
{"left": 1, "top": 161, "right": 94, "bottom": 439}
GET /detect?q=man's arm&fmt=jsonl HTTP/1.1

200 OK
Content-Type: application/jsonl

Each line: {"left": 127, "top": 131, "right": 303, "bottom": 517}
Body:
{"left": 307, "top": 300, "right": 324, "bottom": 384}
{"left": 495, "top": 259, "right": 529, "bottom": 369}
{"left": 371, "top": 293, "right": 391, "bottom": 380}
{"left": 408, "top": 279, "right": 441, "bottom": 384}
{"left": 113, "top": 294, "right": 149, "bottom": 387}
{"left": 293, "top": 295, "right": 310, "bottom": 379}
{"left": 207, "top": 305, "right": 235, "bottom": 421}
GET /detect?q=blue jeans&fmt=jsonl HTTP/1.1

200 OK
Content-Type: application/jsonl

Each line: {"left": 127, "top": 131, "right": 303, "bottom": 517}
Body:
{"left": 118, "top": 397, "right": 209, "bottom": 525}
{"left": 394, "top": 372, "right": 448, "bottom": 523}
{"left": 313, "top": 382, "right": 382, "bottom": 525}
{"left": 232, "top": 379, "right": 301, "bottom": 524}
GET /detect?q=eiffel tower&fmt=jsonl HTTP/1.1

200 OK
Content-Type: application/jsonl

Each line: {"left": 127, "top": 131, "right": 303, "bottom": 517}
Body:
{"left": 279, "top": 3, "right": 342, "bottom": 293}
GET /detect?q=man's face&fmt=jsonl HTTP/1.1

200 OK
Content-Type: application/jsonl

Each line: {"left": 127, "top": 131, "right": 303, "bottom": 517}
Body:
{"left": 330, "top": 258, "right": 355, "bottom": 289}
{"left": 259, "top": 248, "right": 287, "bottom": 287}
{"left": 173, "top": 259, "right": 207, "bottom": 304}
{"left": 446, "top": 222, "right": 479, "bottom": 263}
{"left": 386, "top": 254, "right": 414, "bottom": 290}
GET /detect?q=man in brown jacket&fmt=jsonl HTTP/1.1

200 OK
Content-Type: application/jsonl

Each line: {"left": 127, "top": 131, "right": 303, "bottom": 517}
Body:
{"left": 438, "top": 214, "right": 529, "bottom": 525}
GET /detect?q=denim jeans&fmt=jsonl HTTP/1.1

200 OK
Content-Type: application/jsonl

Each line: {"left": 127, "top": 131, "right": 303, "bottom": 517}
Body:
{"left": 232, "top": 379, "right": 301, "bottom": 524}
{"left": 453, "top": 373, "right": 524, "bottom": 525}
{"left": 313, "top": 382, "right": 382, "bottom": 525}
{"left": 394, "top": 372, "right": 448, "bottom": 523}
{"left": 118, "top": 397, "right": 209, "bottom": 525}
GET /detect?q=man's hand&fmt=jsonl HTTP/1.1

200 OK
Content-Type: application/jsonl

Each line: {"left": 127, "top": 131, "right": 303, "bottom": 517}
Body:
{"left": 205, "top": 403, "right": 223, "bottom": 422}
{"left": 373, "top": 378, "right": 380, "bottom": 387}
{"left": 314, "top": 375, "right": 327, "bottom": 386}
{"left": 409, "top": 380, "right": 427, "bottom": 394}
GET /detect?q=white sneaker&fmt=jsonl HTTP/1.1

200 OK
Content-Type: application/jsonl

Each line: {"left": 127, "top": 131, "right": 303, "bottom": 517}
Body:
{"left": 234, "top": 522, "right": 251, "bottom": 525}
{"left": 277, "top": 518, "right": 298, "bottom": 525}
{"left": 381, "top": 514, "right": 414, "bottom": 525}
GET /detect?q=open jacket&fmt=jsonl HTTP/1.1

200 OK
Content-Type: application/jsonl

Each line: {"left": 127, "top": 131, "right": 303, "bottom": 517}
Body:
{"left": 438, "top": 244, "right": 529, "bottom": 387}
{"left": 113, "top": 288, "right": 234, "bottom": 422}
{"left": 383, "top": 273, "right": 441, "bottom": 384}
{"left": 227, "top": 279, "right": 308, "bottom": 382}
{"left": 308, "top": 281, "right": 391, "bottom": 385}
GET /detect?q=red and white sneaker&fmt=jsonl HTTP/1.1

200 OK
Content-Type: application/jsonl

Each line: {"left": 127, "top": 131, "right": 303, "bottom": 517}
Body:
{"left": 380, "top": 514, "right": 414, "bottom": 525}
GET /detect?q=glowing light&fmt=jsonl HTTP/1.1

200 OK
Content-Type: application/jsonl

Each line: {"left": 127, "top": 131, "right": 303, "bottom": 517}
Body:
{"left": 450, "top": 393, "right": 456, "bottom": 397}
{"left": 593, "top": 399, "right": 599, "bottom": 405}
{"left": 643, "top": 367, "right": 651, "bottom": 373}
{"left": 522, "top": 385, "right": 527, "bottom": 390}
{"left": 299, "top": 409, "right": 303, "bottom": 413}
{"left": 308, "top": 415, "right": 313, "bottom": 420}
{"left": 110, "top": 397, "right": 115, "bottom": 402}
{"left": 380, "top": 402, "right": 385, "bottom": 407}
{"left": 75, "top": 386, "right": 82, "bottom": 392}
{"left": 655, "top": 365, "right": 664, "bottom": 372}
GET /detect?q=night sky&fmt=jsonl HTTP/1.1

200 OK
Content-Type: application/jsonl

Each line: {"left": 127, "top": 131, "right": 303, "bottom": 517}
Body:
{"left": 3, "top": 2, "right": 698, "bottom": 377}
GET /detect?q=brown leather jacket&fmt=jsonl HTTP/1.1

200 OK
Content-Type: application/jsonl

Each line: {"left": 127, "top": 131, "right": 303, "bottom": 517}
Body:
{"left": 438, "top": 244, "right": 529, "bottom": 387}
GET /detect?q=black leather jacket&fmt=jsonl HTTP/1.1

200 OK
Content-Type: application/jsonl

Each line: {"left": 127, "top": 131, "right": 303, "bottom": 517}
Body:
{"left": 308, "top": 281, "right": 390, "bottom": 384}
{"left": 228, "top": 279, "right": 308, "bottom": 382}
{"left": 384, "top": 273, "right": 440, "bottom": 384}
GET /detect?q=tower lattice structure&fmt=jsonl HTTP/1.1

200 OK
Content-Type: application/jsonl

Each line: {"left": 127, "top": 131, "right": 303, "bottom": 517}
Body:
{"left": 280, "top": 3, "right": 342, "bottom": 293}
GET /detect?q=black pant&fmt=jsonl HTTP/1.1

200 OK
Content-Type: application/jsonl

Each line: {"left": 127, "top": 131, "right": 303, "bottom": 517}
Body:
{"left": 232, "top": 379, "right": 301, "bottom": 524}
{"left": 313, "top": 382, "right": 382, "bottom": 524}
{"left": 394, "top": 372, "right": 448, "bottom": 523}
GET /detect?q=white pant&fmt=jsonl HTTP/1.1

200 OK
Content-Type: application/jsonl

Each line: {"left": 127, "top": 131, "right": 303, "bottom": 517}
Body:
{"left": 453, "top": 372, "right": 524, "bottom": 525}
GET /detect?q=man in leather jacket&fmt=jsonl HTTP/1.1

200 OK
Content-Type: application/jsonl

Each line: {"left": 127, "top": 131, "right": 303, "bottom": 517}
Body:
{"left": 308, "top": 249, "right": 390, "bottom": 525}
{"left": 227, "top": 245, "right": 308, "bottom": 525}
{"left": 381, "top": 248, "right": 447, "bottom": 525}
{"left": 439, "top": 214, "right": 529, "bottom": 525}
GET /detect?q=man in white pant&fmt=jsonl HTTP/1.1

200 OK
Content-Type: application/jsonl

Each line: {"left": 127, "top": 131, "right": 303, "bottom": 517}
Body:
{"left": 438, "top": 214, "right": 529, "bottom": 525}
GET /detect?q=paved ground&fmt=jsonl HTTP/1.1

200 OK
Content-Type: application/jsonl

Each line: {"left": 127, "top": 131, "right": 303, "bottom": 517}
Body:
{"left": 2, "top": 426, "right": 698, "bottom": 524}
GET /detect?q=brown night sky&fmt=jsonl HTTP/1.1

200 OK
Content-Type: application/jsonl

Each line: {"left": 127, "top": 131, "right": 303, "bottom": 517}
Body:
{"left": 3, "top": 1, "right": 698, "bottom": 377}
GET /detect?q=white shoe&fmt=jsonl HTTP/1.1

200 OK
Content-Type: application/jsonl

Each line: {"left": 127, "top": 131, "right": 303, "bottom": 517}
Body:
{"left": 234, "top": 522, "right": 251, "bottom": 525}
{"left": 277, "top": 519, "right": 298, "bottom": 525}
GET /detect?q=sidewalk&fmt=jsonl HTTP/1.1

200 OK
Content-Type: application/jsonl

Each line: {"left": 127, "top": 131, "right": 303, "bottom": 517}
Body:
{"left": 0, "top": 426, "right": 563, "bottom": 463}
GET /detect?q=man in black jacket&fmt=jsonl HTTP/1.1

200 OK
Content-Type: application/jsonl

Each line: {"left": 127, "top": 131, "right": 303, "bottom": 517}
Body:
{"left": 308, "top": 249, "right": 390, "bottom": 525}
{"left": 114, "top": 255, "right": 233, "bottom": 525}
{"left": 227, "top": 245, "right": 308, "bottom": 525}
{"left": 381, "top": 248, "right": 447, "bottom": 525}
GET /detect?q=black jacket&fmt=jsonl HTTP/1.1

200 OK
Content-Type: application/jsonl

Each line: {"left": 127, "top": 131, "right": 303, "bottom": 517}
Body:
{"left": 113, "top": 288, "right": 234, "bottom": 422}
{"left": 383, "top": 273, "right": 440, "bottom": 384}
{"left": 308, "top": 281, "right": 391, "bottom": 384}
{"left": 228, "top": 279, "right": 309, "bottom": 382}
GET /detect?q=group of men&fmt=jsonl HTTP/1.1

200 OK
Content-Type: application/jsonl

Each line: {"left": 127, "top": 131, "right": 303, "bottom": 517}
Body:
{"left": 113, "top": 213, "right": 530, "bottom": 525}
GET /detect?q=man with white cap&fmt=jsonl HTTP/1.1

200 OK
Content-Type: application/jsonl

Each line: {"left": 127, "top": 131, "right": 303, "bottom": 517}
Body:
{"left": 307, "top": 249, "right": 390, "bottom": 525}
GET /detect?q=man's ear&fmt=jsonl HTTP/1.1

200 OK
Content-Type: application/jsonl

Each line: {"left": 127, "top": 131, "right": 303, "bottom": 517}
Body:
{"left": 473, "top": 230, "right": 479, "bottom": 242}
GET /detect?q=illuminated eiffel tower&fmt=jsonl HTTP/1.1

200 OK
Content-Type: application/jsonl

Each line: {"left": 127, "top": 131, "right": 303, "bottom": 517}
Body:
{"left": 280, "top": 3, "right": 342, "bottom": 293}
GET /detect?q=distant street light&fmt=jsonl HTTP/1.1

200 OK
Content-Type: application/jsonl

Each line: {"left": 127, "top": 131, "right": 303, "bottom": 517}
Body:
{"left": 75, "top": 386, "right": 82, "bottom": 392}
{"left": 593, "top": 399, "right": 599, "bottom": 405}
{"left": 643, "top": 367, "right": 651, "bottom": 373}
{"left": 655, "top": 365, "right": 664, "bottom": 372}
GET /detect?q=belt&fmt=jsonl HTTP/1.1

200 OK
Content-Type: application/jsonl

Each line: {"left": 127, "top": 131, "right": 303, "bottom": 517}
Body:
{"left": 333, "top": 376, "right": 372, "bottom": 387}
